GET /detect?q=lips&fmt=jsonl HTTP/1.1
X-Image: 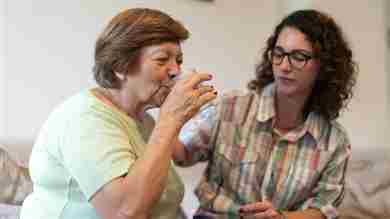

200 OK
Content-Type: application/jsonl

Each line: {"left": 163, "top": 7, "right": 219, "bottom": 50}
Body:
{"left": 278, "top": 76, "right": 295, "bottom": 83}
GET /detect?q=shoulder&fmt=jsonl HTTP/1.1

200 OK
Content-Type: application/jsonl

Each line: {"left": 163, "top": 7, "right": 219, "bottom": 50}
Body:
{"left": 307, "top": 112, "right": 351, "bottom": 153}
{"left": 216, "top": 89, "right": 257, "bottom": 111}
{"left": 46, "top": 90, "right": 132, "bottom": 135}
{"left": 330, "top": 120, "right": 350, "bottom": 144}
{"left": 329, "top": 120, "right": 348, "bottom": 137}
{"left": 212, "top": 89, "right": 258, "bottom": 124}
{"left": 325, "top": 119, "right": 351, "bottom": 152}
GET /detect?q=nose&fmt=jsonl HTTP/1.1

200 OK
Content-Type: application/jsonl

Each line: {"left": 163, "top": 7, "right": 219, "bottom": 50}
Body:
{"left": 168, "top": 60, "right": 182, "bottom": 80}
{"left": 278, "top": 56, "right": 292, "bottom": 73}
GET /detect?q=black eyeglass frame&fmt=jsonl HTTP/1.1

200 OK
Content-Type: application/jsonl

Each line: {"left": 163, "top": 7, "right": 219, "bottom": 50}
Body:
{"left": 269, "top": 47, "right": 316, "bottom": 70}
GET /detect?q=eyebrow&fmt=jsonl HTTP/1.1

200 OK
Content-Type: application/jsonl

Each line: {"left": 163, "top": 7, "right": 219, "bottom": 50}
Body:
{"left": 150, "top": 49, "right": 183, "bottom": 57}
{"left": 274, "top": 46, "right": 313, "bottom": 55}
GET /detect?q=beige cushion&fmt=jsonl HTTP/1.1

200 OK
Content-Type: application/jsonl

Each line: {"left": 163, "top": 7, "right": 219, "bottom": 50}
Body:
{"left": 339, "top": 155, "right": 390, "bottom": 219}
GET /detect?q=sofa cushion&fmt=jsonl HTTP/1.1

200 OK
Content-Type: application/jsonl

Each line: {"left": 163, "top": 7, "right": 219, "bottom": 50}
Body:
{"left": 0, "top": 146, "right": 32, "bottom": 205}
{"left": 339, "top": 156, "right": 390, "bottom": 219}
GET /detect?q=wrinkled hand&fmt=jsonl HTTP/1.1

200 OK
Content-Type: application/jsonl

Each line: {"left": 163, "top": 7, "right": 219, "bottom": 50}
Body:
{"left": 239, "top": 200, "right": 283, "bottom": 219}
{"left": 159, "top": 71, "right": 217, "bottom": 130}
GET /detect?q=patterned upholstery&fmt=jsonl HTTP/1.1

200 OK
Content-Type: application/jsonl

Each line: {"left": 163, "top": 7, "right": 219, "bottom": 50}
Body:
{"left": 0, "top": 147, "right": 32, "bottom": 205}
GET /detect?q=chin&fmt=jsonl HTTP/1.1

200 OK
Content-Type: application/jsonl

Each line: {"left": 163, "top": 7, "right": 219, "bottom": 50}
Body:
{"left": 276, "top": 83, "right": 298, "bottom": 96}
{"left": 277, "top": 84, "right": 313, "bottom": 99}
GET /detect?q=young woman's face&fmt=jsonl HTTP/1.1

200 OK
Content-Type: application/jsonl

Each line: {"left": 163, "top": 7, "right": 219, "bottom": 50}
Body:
{"left": 124, "top": 42, "right": 183, "bottom": 107}
{"left": 271, "top": 27, "right": 320, "bottom": 98}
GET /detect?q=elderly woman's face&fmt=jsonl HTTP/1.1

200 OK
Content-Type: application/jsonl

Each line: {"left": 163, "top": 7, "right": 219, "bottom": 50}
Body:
{"left": 125, "top": 42, "right": 183, "bottom": 107}
{"left": 271, "top": 27, "right": 320, "bottom": 98}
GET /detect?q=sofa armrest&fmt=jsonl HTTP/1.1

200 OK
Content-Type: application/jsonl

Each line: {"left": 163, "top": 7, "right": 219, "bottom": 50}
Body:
{"left": 338, "top": 157, "right": 390, "bottom": 219}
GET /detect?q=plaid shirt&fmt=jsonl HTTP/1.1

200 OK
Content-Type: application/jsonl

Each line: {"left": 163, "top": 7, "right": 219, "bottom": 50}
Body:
{"left": 178, "top": 83, "right": 351, "bottom": 219}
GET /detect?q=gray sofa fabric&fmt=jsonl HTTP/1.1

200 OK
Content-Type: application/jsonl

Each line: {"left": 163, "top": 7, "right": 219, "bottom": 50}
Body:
{"left": 339, "top": 158, "right": 390, "bottom": 219}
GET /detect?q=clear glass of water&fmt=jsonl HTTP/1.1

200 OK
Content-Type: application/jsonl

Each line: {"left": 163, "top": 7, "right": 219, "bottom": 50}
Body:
{"left": 173, "top": 68, "right": 198, "bottom": 82}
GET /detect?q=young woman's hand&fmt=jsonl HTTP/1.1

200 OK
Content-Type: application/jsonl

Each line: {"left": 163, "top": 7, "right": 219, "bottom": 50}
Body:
{"left": 239, "top": 200, "right": 284, "bottom": 219}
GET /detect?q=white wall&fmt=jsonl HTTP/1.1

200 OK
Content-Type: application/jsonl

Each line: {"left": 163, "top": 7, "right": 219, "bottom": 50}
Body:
{"left": 3, "top": 0, "right": 280, "bottom": 142}
{"left": 278, "top": 0, "right": 312, "bottom": 14}
{"left": 0, "top": 0, "right": 6, "bottom": 139}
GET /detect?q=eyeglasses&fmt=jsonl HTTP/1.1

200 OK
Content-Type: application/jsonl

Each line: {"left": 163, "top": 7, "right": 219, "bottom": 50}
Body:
{"left": 270, "top": 47, "right": 315, "bottom": 69}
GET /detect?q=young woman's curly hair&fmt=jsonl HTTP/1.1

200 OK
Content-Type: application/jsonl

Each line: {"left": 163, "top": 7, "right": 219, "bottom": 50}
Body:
{"left": 248, "top": 9, "right": 357, "bottom": 120}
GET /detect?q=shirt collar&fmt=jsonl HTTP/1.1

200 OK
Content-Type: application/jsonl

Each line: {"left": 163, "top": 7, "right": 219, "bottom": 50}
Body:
{"left": 256, "top": 83, "right": 276, "bottom": 123}
{"left": 303, "top": 112, "right": 329, "bottom": 143}
{"left": 256, "top": 83, "right": 327, "bottom": 143}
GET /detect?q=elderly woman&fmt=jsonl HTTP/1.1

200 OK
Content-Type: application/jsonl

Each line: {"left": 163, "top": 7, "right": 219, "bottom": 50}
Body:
{"left": 174, "top": 9, "right": 357, "bottom": 219}
{"left": 19, "top": 8, "right": 217, "bottom": 219}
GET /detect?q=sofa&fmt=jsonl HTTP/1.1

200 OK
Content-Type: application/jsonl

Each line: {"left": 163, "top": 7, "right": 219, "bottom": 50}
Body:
{"left": 0, "top": 141, "right": 389, "bottom": 219}
{"left": 337, "top": 151, "right": 390, "bottom": 219}
{"left": 0, "top": 142, "right": 32, "bottom": 219}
